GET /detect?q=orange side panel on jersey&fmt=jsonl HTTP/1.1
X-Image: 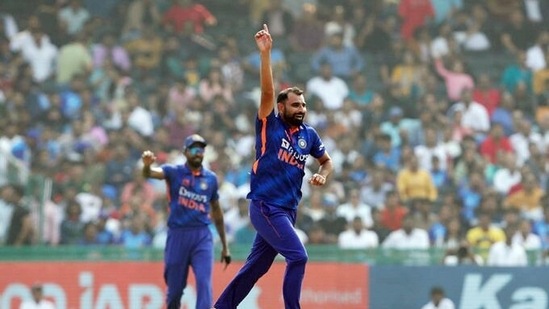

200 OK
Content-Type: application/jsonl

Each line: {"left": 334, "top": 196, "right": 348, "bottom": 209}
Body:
{"left": 252, "top": 117, "right": 268, "bottom": 173}
{"left": 164, "top": 179, "right": 172, "bottom": 208}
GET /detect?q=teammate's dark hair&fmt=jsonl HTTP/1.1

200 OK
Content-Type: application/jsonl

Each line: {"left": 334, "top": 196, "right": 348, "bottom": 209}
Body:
{"left": 276, "top": 87, "right": 304, "bottom": 103}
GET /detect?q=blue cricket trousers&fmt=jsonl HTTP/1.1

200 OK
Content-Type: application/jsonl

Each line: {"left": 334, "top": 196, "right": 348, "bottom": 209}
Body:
{"left": 165, "top": 226, "right": 213, "bottom": 309}
{"left": 214, "top": 200, "right": 308, "bottom": 309}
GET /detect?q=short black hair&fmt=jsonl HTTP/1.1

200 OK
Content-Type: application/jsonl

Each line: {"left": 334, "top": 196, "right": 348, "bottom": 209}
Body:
{"left": 431, "top": 286, "right": 444, "bottom": 296}
{"left": 276, "top": 87, "right": 304, "bottom": 103}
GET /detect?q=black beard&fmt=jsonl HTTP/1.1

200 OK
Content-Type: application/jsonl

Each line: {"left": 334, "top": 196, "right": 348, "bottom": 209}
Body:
{"left": 283, "top": 112, "right": 304, "bottom": 126}
{"left": 187, "top": 157, "right": 203, "bottom": 169}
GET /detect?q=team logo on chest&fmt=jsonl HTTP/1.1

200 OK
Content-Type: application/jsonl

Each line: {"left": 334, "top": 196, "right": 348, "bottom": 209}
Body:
{"left": 200, "top": 181, "right": 208, "bottom": 190}
{"left": 298, "top": 138, "right": 307, "bottom": 149}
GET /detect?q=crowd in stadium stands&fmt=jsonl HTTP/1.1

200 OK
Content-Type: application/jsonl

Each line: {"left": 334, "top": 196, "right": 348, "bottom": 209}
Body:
{"left": 0, "top": 0, "right": 549, "bottom": 266}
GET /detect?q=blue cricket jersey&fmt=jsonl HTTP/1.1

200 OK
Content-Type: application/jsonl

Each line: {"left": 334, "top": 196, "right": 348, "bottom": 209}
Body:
{"left": 247, "top": 111, "right": 326, "bottom": 209}
{"left": 162, "top": 164, "right": 219, "bottom": 229}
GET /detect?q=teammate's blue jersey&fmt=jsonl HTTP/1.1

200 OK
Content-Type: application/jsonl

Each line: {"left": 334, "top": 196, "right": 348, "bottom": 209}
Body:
{"left": 162, "top": 164, "right": 219, "bottom": 229}
{"left": 247, "top": 111, "right": 326, "bottom": 209}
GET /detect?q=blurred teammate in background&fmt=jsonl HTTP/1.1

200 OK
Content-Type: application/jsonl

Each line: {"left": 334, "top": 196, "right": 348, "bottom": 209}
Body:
{"left": 141, "top": 134, "right": 230, "bottom": 309}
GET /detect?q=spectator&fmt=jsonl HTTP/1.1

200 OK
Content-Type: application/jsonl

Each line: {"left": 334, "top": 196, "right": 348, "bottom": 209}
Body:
{"left": 360, "top": 168, "right": 394, "bottom": 210}
{"left": 317, "top": 194, "right": 348, "bottom": 244}
{"left": 411, "top": 198, "right": 438, "bottom": 231}
{"left": 466, "top": 210, "right": 505, "bottom": 253}
{"left": 124, "top": 26, "right": 164, "bottom": 74}
{"left": 472, "top": 73, "right": 501, "bottom": 116}
{"left": 347, "top": 74, "right": 375, "bottom": 108}
{"left": 414, "top": 127, "right": 447, "bottom": 172}
{"left": 382, "top": 214, "right": 430, "bottom": 249}
{"left": 533, "top": 199, "right": 549, "bottom": 249}
{"left": 434, "top": 58, "right": 474, "bottom": 103}
{"left": 123, "top": 0, "right": 161, "bottom": 37}
{"left": 501, "top": 51, "right": 533, "bottom": 94}
{"left": 379, "top": 191, "right": 408, "bottom": 232}
{"left": 525, "top": 29, "right": 549, "bottom": 72}
{"left": 397, "top": 0, "right": 434, "bottom": 41}
{"left": 420, "top": 286, "right": 455, "bottom": 309}
{"left": 487, "top": 225, "right": 528, "bottom": 266}
{"left": 3, "top": 184, "right": 33, "bottom": 246}
{"left": 162, "top": 0, "right": 217, "bottom": 35}
{"left": 336, "top": 188, "right": 373, "bottom": 228}
{"left": 504, "top": 172, "right": 545, "bottom": 221}
{"left": 390, "top": 50, "right": 424, "bottom": 100}
{"left": 198, "top": 68, "right": 233, "bottom": 104}
{"left": 118, "top": 215, "right": 152, "bottom": 248}
{"left": 338, "top": 216, "right": 379, "bottom": 249}
{"left": 305, "top": 62, "right": 349, "bottom": 111}
{"left": 513, "top": 218, "right": 542, "bottom": 250}
{"left": 310, "top": 31, "right": 364, "bottom": 80}
{"left": 60, "top": 200, "right": 85, "bottom": 245}
{"left": 92, "top": 32, "right": 131, "bottom": 72}
{"left": 492, "top": 152, "right": 521, "bottom": 195}
{"left": 510, "top": 118, "right": 543, "bottom": 165}
{"left": 397, "top": 155, "right": 438, "bottom": 203}
{"left": 500, "top": 10, "right": 537, "bottom": 55}
{"left": 372, "top": 133, "right": 401, "bottom": 173}
{"left": 56, "top": 33, "right": 92, "bottom": 85}
{"left": 58, "top": 0, "right": 90, "bottom": 36}
{"left": 490, "top": 93, "right": 516, "bottom": 136}
{"left": 260, "top": 0, "right": 294, "bottom": 40}
{"left": 288, "top": 3, "right": 324, "bottom": 53}
{"left": 20, "top": 283, "right": 55, "bottom": 309}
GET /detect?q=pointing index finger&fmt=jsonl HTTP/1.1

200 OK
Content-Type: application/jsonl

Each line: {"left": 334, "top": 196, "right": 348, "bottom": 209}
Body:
{"left": 263, "top": 24, "right": 269, "bottom": 33}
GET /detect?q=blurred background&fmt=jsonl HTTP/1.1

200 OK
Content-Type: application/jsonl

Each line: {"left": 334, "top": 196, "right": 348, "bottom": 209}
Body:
{"left": 0, "top": 0, "right": 549, "bottom": 308}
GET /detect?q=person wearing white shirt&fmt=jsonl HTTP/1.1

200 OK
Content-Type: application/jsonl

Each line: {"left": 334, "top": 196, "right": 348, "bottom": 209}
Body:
{"left": 58, "top": 0, "right": 91, "bottom": 36}
{"left": 336, "top": 188, "right": 373, "bottom": 228}
{"left": 487, "top": 226, "right": 528, "bottom": 266}
{"left": 20, "top": 284, "right": 55, "bottom": 309}
{"left": 338, "top": 216, "right": 379, "bottom": 249}
{"left": 452, "top": 89, "right": 490, "bottom": 134}
{"left": 492, "top": 153, "right": 522, "bottom": 195}
{"left": 305, "top": 62, "right": 349, "bottom": 110}
{"left": 512, "top": 219, "right": 542, "bottom": 250}
{"left": 509, "top": 119, "right": 543, "bottom": 165}
{"left": 19, "top": 31, "right": 58, "bottom": 82}
{"left": 525, "top": 30, "right": 549, "bottom": 72}
{"left": 420, "top": 286, "right": 455, "bottom": 309}
{"left": 382, "top": 215, "right": 430, "bottom": 249}
{"left": 414, "top": 128, "right": 448, "bottom": 171}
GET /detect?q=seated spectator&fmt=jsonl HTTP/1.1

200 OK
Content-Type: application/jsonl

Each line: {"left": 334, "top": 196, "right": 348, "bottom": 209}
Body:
{"left": 382, "top": 214, "right": 430, "bottom": 249}
{"left": 504, "top": 172, "right": 545, "bottom": 221}
{"left": 492, "top": 152, "right": 521, "bottom": 195}
{"left": 92, "top": 32, "right": 131, "bottom": 72}
{"left": 443, "top": 240, "right": 483, "bottom": 265}
{"left": 338, "top": 216, "right": 379, "bottom": 249}
{"left": 198, "top": 68, "right": 233, "bottom": 104}
{"left": 310, "top": 31, "right": 364, "bottom": 80}
{"left": 288, "top": 3, "right": 324, "bottom": 53}
{"left": 509, "top": 118, "right": 543, "bottom": 165}
{"left": 487, "top": 225, "right": 528, "bottom": 266}
{"left": 56, "top": 33, "right": 93, "bottom": 85}
{"left": 60, "top": 200, "right": 85, "bottom": 245}
{"left": 472, "top": 73, "right": 501, "bottom": 116}
{"left": 360, "top": 168, "right": 394, "bottom": 210}
{"left": 513, "top": 218, "right": 542, "bottom": 250}
{"left": 490, "top": 93, "right": 516, "bottom": 136}
{"left": 479, "top": 123, "right": 514, "bottom": 164}
{"left": 118, "top": 215, "right": 152, "bottom": 249}
{"left": 347, "top": 74, "right": 375, "bottom": 108}
{"left": 397, "top": 155, "right": 438, "bottom": 204}
{"left": 411, "top": 198, "right": 438, "bottom": 231}
{"left": 458, "top": 171, "right": 487, "bottom": 224}
{"left": 317, "top": 195, "right": 348, "bottom": 244}
{"left": 123, "top": 0, "right": 161, "bottom": 37}
{"left": 336, "top": 188, "right": 373, "bottom": 228}
{"left": 499, "top": 10, "right": 537, "bottom": 55}
{"left": 390, "top": 50, "right": 424, "bottom": 100}
{"left": 414, "top": 127, "right": 448, "bottom": 172}
{"left": 430, "top": 156, "right": 451, "bottom": 190}
{"left": 58, "top": 0, "right": 90, "bottom": 36}
{"left": 397, "top": 0, "right": 434, "bottom": 41}
{"left": 162, "top": 0, "right": 217, "bottom": 35}
{"left": 79, "top": 221, "right": 101, "bottom": 246}
{"left": 466, "top": 210, "right": 505, "bottom": 255}
{"left": 305, "top": 62, "right": 349, "bottom": 111}
{"left": 501, "top": 51, "right": 533, "bottom": 94}
{"left": 533, "top": 198, "right": 549, "bottom": 249}
{"left": 223, "top": 197, "right": 249, "bottom": 244}
{"left": 434, "top": 58, "right": 474, "bottom": 102}
{"left": 526, "top": 29, "right": 549, "bottom": 72}
{"left": 379, "top": 191, "right": 409, "bottom": 232}
{"left": 260, "top": 0, "right": 293, "bottom": 40}
{"left": 124, "top": 26, "right": 164, "bottom": 74}
{"left": 324, "top": 5, "right": 356, "bottom": 48}
{"left": 372, "top": 133, "right": 401, "bottom": 173}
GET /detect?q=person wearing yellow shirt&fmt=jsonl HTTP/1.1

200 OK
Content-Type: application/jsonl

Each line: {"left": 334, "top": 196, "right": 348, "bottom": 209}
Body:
{"left": 504, "top": 173, "right": 545, "bottom": 221}
{"left": 396, "top": 155, "right": 438, "bottom": 203}
{"left": 466, "top": 211, "right": 505, "bottom": 258}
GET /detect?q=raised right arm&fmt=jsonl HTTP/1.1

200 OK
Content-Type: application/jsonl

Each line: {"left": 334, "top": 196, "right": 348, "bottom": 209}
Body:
{"left": 255, "top": 24, "right": 275, "bottom": 119}
{"left": 141, "top": 150, "right": 165, "bottom": 179}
